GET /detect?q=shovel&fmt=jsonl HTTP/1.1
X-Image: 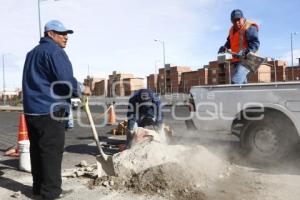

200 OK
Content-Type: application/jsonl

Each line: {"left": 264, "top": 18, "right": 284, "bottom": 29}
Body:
{"left": 82, "top": 97, "right": 115, "bottom": 176}
{"left": 226, "top": 50, "right": 266, "bottom": 73}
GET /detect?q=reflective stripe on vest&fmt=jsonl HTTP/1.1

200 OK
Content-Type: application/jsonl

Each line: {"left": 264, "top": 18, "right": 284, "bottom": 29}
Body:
{"left": 229, "top": 20, "right": 258, "bottom": 62}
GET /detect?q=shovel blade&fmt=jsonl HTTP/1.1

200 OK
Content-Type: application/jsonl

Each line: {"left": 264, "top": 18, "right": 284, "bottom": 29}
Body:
{"left": 96, "top": 155, "right": 115, "bottom": 177}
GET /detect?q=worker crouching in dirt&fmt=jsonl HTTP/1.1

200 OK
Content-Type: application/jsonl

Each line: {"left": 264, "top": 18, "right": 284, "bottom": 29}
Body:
{"left": 126, "top": 89, "right": 163, "bottom": 148}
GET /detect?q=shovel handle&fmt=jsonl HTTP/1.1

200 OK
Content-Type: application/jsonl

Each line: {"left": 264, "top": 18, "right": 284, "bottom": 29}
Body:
{"left": 83, "top": 96, "right": 108, "bottom": 160}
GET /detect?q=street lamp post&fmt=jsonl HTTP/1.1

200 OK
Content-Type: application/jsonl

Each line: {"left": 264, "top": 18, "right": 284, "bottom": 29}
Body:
{"left": 38, "top": 0, "right": 60, "bottom": 38}
{"left": 2, "top": 54, "right": 5, "bottom": 105}
{"left": 271, "top": 58, "right": 277, "bottom": 82}
{"left": 154, "top": 39, "right": 166, "bottom": 94}
{"left": 2, "top": 54, "right": 10, "bottom": 105}
{"left": 154, "top": 60, "right": 160, "bottom": 94}
{"left": 291, "top": 32, "right": 298, "bottom": 81}
{"left": 38, "top": 0, "right": 42, "bottom": 38}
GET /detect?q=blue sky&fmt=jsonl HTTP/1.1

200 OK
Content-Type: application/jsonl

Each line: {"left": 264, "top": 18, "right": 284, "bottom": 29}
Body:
{"left": 0, "top": 0, "right": 299, "bottom": 90}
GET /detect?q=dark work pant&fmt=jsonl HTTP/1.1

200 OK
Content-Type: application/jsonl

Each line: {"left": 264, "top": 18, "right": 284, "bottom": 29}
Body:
{"left": 25, "top": 114, "right": 65, "bottom": 200}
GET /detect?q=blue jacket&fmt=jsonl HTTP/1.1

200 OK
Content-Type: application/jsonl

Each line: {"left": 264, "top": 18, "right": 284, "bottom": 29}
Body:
{"left": 22, "top": 37, "right": 81, "bottom": 115}
{"left": 127, "top": 89, "right": 163, "bottom": 130}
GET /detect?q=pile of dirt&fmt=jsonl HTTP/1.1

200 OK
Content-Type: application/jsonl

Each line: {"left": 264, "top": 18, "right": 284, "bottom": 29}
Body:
{"left": 112, "top": 139, "right": 232, "bottom": 183}
{"left": 91, "top": 162, "right": 206, "bottom": 200}
{"left": 112, "top": 140, "right": 183, "bottom": 177}
{"left": 90, "top": 135, "right": 232, "bottom": 200}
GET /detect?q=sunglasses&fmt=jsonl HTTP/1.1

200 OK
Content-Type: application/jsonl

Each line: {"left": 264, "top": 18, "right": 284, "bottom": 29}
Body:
{"left": 231, "top": 18, "right": 241, "bottom": 23}
{"left": 53, "top": 31, "right": 68, "bottom": 36}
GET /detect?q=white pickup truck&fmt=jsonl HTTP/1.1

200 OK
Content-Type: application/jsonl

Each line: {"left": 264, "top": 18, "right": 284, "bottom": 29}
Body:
{"left": 187, "top": 82, "right": 300, "bottom": 163}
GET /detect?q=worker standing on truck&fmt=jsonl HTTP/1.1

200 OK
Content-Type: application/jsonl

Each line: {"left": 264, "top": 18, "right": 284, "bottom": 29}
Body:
{"left": 218, "top": 9, "right": 260, "bottom": 84}
{"left": 126, "top": 89, "right": 163, "bottom": 148}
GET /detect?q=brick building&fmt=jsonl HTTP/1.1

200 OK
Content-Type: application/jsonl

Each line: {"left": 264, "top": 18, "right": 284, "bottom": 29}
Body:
{"left": 265, "top": 60, "right": 288, "bottom": 82}
{"left": 147, "top": 74, "right": 158, "bottom": 92}
{"left": 205, "top": 59, "right": 287, "bottom": 85}
{"left": 123, "top": 78, "right": 144, "bottom": 96}
{"left": 207, "top": 61, "right": 227, "bottom": 85}
{"left": 169, "top": 66, "right": 192, "bottom": 93}
{"left": 180, "top": 68, "right": 208, "bottom": 93}
{"left": 107, "top": 71, "right": 144, "bottom": 97}
{"left": 83, "top": 76, "right": 106, "bottom": 96}
{"left": 285, "top": 58, "right": 300, "bottom": 81}
{"left": 248, "top": 64, "right": 271, "bottom": 83}
{"left": 175, "top": 58, "right": 290, "bottom": 93}
{"left": 93, "top": 79, "right": 107, "bottom": 96}
{"left": 155, "top": 64, "right": 191, "bottom": 94}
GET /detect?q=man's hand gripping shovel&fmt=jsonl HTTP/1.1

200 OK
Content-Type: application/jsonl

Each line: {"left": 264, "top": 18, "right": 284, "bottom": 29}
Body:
{"left": 82, "top": 96, "right": 115, "bottom": 177}
{"left": 224, "top": 49, "right": 266, "bottom": 73}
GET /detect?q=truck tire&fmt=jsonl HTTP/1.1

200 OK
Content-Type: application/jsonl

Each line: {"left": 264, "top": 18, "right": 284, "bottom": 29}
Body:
{"left": 240, "top": 113, "right": 297, "bottom": 164}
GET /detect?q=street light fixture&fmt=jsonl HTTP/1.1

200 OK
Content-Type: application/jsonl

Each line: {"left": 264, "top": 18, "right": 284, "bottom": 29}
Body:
{"left": 291, "top": 32, "right": 298, "bottom": 81}
{"left": 154, "top": 39, "right": 166, "bottom": 94}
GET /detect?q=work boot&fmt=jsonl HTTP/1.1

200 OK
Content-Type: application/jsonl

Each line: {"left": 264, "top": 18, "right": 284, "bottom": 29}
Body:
{"left": 32, "top": 194, "right": 42, "bottom": 200}
{"left": 55, "top": 189, "right": 74, "bottom": 199}
{"left": 42, "top": 189, "right": 74, "bottom": 200}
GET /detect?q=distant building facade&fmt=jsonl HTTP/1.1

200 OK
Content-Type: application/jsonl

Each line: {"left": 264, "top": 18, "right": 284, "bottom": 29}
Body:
{"left": 147, "top": 74, "right": 158, "bottom": 92}
{"left": 107, "top": 71, "right": 144, "bottom": 97}
{"left": 153, "top": 64, "right": 192, "bottom": 94}
{"left": 83, "top": 76, "right": 106, "bottom": 95}
{"left": 93, "top": 79, "right": 107, "bottom": 96}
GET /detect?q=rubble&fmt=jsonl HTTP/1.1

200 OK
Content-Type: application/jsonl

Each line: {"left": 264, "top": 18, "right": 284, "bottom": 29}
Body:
{"left": 90, "top": 163, "right": 206, "bottom": 200}
{"left": 79, "top": 160, "right": 88, "bottom": 167}
{"left": 62, "top": 162, "right": 98, "bottom": 178}
{"left": 11, "top": 191, "right": 21, "bottom": 198}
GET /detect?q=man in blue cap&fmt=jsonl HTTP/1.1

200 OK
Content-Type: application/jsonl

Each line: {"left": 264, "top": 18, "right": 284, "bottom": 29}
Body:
{"left": 218, "top": 9, "right": 260, "bottom": 84}
{"left": 22, "top": 20, "right": 90, "bottom": 200}
{"left": 126, "top": 89, "right": 163, "bottom": 148}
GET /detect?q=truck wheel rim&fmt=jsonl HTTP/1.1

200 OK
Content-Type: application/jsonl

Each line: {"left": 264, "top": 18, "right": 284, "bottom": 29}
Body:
{"left": 254, "top": 128, "right": 278, "bottom": 153}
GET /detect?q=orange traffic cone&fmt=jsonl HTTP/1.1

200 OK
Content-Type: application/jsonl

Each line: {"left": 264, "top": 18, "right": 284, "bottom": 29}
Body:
{"left": 18, "top": 113, "right": 29, "bottom": 141}
{"left": 4, "top": 113, "right": 29, "bottom": 157}
{"left": 107, "top": 105, "right": 117, "bottom": 125}
{"left": 17, "top": 113, "right": 31, "bottom": 172}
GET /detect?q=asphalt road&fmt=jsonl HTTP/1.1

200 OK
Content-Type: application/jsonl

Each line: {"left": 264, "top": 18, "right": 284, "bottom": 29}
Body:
{"left": 0, "top": 105, "right": 191, "bottom": 153}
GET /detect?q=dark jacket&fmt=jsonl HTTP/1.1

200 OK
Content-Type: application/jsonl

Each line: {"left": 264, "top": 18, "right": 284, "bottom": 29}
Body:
{"left": 127, "top": 89, "right": 163, "bottom": 130}
{"left": 22, "top": 37, "right": 80, "bottom": 114}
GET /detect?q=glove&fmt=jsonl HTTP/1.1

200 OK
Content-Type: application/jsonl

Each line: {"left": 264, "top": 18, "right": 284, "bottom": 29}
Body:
{"left": 218, "top": 46, "right": 227, "bottom": 54}
{"left": 236, "top": 49, "right": 249, "bottom": 58}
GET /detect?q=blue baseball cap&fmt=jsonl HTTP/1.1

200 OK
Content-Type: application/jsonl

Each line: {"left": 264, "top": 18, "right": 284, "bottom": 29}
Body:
{"left": 44, "top": 20, "right": 73, "bottom": 34}
{"left": 231, "top": 9, "right": 244, "bottom": 21}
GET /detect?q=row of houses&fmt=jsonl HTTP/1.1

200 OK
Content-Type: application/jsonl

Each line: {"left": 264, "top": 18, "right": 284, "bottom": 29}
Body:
{"left": 0, "top": 89, "right": 22, "bottom": 105}
{"left": 84, "top": 71, "right": 144, "bottom": 97}
{"left": 83, "top": 57, "right": 300, "bottom": 97}
{"left": 147, "top": 58, "right": 300, "bottom": 94}
{"left": 2, "top": 58, "right": 300, "bottom": 101}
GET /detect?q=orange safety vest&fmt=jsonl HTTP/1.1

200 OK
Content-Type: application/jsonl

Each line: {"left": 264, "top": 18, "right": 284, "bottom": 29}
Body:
{"left": 229, "top": 20, "right": 259, "bottom": 62}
